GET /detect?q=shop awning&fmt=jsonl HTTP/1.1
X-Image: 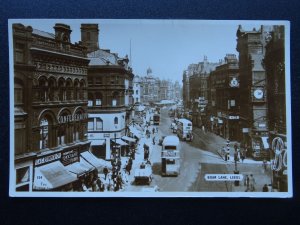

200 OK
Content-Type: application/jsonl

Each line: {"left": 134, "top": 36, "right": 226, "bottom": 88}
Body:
{"left": 129, "top": 126, "right": 142, "bottom": 139}
{"left": 112, "top": 139, "right": 129, "bottom": 146}
{"left": 121, "top": 136, "right": 137, "bottom": 143}
{"left": 65, "top": 157, "right": 95, "bottom": 176}
{"left": 33, "top": 161, "right": 77, "bottom": 190}
{"left": 90, "top": 139, "right": 105, "bottom": 146}
{"left": 80, "top": 151, "right": 112, "bottom": 172}
{"left": 261, "top": 137, "right": 269, "bottom": 149}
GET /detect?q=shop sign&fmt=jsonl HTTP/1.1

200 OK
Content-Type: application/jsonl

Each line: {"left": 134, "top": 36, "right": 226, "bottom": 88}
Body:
{"left": 58, "top": 113, "right": 88, "bottom": 124}
{"left": 229, "top": 115, "right": 239, "bottom": 120}
{"left": 242, "top": 128, "right": 249, "bottom": 133}
{"left": 61, "top": 149, "right": 79, "bottom": 166}
{"left": 258, "top": 123, "right": 266, "bottom": 128}
{"left": 35, "top": 153, "right": 61, "bottom": 166}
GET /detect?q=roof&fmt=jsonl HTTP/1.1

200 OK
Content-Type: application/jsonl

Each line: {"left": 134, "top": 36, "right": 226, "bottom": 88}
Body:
{"left": 163, "top": 136, "right": 179, "bottom": 146}
{"left": 178, "top": 118, "right": 192, "bottom": 124}
{"left": 87, "top": 49, "right": 119, "bottom": 66}
{"left": 32, "top": 29, "right": 55, "bottom": 39}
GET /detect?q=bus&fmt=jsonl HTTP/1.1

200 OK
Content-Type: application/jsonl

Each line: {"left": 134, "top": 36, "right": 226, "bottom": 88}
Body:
{"left": 161, "top": 136, "right": 180, "bottom": 176}
{"left": 153, "top": 113, "right": 160, "bottom": 125}
{"left": 177, "top": 118, "right": 193, "bottom": 141}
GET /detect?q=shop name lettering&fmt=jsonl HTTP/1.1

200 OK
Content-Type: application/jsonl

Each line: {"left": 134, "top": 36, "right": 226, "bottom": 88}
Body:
{"left": 58, "top": 113, "right": 88, "bottom": 123}
{"left": 35, "top": 153, "right": 61, "bottom": 166}
{"left": 62, "top": 150, "right": 78, "bottom": 163}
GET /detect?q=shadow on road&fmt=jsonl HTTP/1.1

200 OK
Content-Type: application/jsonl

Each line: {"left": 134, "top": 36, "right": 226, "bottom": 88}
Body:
{"left": 152, "top": 162, "right": 161, "bottom": 175}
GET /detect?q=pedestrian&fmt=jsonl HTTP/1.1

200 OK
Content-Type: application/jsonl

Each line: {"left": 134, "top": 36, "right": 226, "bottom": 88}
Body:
{"left": 152, "top": 127, "right": 155, "bottom": 135}
{"left": 103, "top": 166, "right": 109, "bottom": 180}
{"left": 240, "top": 150, "right": 245, "bottom": 163}
{"left": 262, "top": 184, "right": 269, "bottom": 192}
{"left": 156, "top": 127, "right": 158, "bottom": 133}
{"left": 125, "top": 163, "right": 132, "bottom": 175}
{"left": 262, "top": 158, "right": 268, "bottom": 172}
{"left": 152, "top": 136, "right": 156, "bottom": 145}
{"left": 249, "top": 174, "right": 256, "bottom": 192}
{"left": 244, "top": 175, "right": 250, "bottom": 191}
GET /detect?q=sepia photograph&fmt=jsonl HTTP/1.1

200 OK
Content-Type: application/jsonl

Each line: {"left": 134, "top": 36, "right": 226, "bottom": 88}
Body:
{"left": 9, "top": 19, "right": 291, "bottom": 197}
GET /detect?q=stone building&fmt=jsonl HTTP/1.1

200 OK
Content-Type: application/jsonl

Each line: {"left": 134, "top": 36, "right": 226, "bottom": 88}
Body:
{"left": 13, "top": 23, "right": 92, "bottom": 192}
{"left": 236, "top": 25, "right": 273, "bottom": 159}
{"left": 208, "top": 54, "right": 240, "bottom": 140}
{"left": 83, "top": 24, "right": 134, "bottom": 160}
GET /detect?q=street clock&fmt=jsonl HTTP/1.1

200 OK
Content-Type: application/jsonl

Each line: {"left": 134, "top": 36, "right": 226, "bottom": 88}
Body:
{"left": 254, "top": 88, "right": 264, "bottom": 99}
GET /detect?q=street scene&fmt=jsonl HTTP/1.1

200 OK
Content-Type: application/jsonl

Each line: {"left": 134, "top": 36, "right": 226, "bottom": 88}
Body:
{"left": 10, "top": 19, "right": 291, "bottom": 196}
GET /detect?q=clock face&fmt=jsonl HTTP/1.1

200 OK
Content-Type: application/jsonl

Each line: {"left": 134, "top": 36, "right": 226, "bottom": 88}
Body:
{"left": 254, "top": 89, "right": 264, "bottom": 99}
{"left": 230, "top": 77, "right": 239, "bottom": 87}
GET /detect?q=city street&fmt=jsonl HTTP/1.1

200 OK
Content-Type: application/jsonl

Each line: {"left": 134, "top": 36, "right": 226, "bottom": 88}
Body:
{"left": 123, "top": 107, "right": 272, "bottom": 192}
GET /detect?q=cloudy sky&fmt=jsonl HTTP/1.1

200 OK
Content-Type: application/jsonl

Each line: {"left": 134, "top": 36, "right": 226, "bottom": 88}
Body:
{"left": 10, "top": 19, "right": 275, "bottom": 82}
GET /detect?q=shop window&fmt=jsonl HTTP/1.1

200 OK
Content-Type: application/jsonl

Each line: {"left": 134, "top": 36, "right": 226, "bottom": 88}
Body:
{"left": 88, "top": 118, "right": 94, "bottom": 131}
{"left": 96, "top": 118, "right": 103, "bottom": 131}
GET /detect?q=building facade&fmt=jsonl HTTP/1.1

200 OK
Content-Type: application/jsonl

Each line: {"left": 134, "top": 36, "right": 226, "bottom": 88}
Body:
{"left": 14, "top": 23, "right": 91, "bottom": 192}
{"left": 188, "top": 57, "right": 220, "bottom": 128}
{"left": 133, "top": 75, "right": 141, "bottom": 104}
{"left": 264, "top": 25, "right": 287, "bottom": 191}
{"left": 236, "top": 25, "right": 273, "bottom": 159}
{"left": 209, "top": 54, "right": 240, "bottom": 140}
{"left": 83, "top": 24, "right": 134, "bottom": 160}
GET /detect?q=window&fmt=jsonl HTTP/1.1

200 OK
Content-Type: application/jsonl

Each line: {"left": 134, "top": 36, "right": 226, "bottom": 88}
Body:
{"left": 114, "top": 117, "right": 118, "bottom": 125}
{"left": 88, "top": 100, "right": 93, "bottom": 107}
{"left": 96, "top": 118, "right": 103, "bottom": 130}
{"left": 111, "top": 76, "right": 115, "bottom": 84}
{"left": 136, "top": 90, "right": 138, "bottom": 95}
{"left": 40, "top": 118, "right": 49, "bottom": 149}
{"left": 14, "top": 83, "right": 23, "bottom": 104}
{"left": 112, "top": 99, "right": 117, "bottom": 106}
{"left": 96, "top": 99, "right": 102, "bottom": 106}
{"left": 15, "top": 43, "right": 25, "bottom": 63}
{"left": 95, "top": 77, "right": 102, "bottom": 84}
{"left": 88, "top": 118, "right": 94, "bottom": 131}
{"left": 58, "top": 125, "right": 65, "bottom": 145}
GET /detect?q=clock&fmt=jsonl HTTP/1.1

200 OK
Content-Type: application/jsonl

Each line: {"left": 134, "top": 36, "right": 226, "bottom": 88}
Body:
{"left": 229, "top": 77, "right": 239, "bottom": 87}
{"left": 254, "top": 89, "right": 264, "bottom": 99}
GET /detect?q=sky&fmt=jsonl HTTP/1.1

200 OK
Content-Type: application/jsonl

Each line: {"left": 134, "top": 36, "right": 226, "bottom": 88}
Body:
{"left": 12, "top": 19, "right": 270, "bottom": 82}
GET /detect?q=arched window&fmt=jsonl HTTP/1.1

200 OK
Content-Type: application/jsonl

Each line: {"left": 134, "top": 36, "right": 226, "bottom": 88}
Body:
{"left": 79, "top": 80, "right": 85, "bottom": 100}
{"left": 57, "top": 125, "right": 66, "bottom": 145}
{"left": 40, "top": 118, "right": 49, "bottom": 149}
{"left": 48, "top": 78, "right": 56, "bottom": 101}
{"left": 112, "top": 91, "right": 119, "bottom": 106}
{"left": 38, "top": 77, "right": 48, "bottom": 102}
{"left": 96, "top": 118, "right": 103, "bottom": 131}
{"left": 74, "top": 79, "right": 80, "bottom": 100}
{"left": 66, "top": 79, "right": 73, "bottom": 101}
{"left": 95, "top": 92, "right": 102, "bottom": 106}
{"left": 58, "top": 78, "right": 65, "bottom": 101}
{"left": 114, "top": 117, "right": 118, "bottom": 125}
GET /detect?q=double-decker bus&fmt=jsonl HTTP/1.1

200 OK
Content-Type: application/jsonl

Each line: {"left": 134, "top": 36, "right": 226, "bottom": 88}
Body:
{"left": 161, "top": 136, "right": 180, "bottom": 176}
{"left": 177, "top": 118, "right": 193, "bottom": 141}
{"left": 153, "top": 113, "right": 160, "bottom": 125}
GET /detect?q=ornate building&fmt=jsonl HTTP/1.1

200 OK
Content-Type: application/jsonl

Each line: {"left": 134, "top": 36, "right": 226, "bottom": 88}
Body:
{"left": 209, "top": 54, "right": 240, "bottom": 140}
{"left": 13, "top": 23, "right": 92, "bottom": 192}
{"left": 83, "top": 24, "right": 134, "bottom": 160}
{"left": 236, "top": 25, "right": 273, "bottom": 159}
{"left": 264, "top": 25, "right": 287, "bottom": 191}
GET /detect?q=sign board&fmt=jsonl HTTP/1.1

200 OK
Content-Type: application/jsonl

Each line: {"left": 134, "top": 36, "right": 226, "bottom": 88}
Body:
{"left": 61, "top": 149, "right": 79, "bottom": 166}
{"left": 229, "top": 115, "right": 239, "bottom": 120}
{"left": 242, "top": 128, "right": 249, "bottom": 133}
{"left": 35, "top": 153, "right": 61, "bottom": 166}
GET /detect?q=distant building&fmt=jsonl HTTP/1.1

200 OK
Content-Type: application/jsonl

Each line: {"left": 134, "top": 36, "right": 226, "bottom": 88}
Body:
{"left": 188, "top": 56, "right": 220, "bottom": 127}
{"left": 82, "top": 24, "right": 134, "bottom": 160}
{"left": 133, "top": 75, "right": 141, "bottom": 104}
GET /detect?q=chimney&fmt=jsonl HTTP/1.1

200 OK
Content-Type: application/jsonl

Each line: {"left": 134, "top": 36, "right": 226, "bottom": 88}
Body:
{"left": 80, "top": 24, "right": 99, "bottom": 53}
{"left": 54, "top": 23, "right": 72, "bottom": 43}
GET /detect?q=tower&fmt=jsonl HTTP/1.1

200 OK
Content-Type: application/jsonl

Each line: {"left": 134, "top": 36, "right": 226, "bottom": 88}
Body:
{"left": 80, "top": 24, "right": 99, "bottom": 53}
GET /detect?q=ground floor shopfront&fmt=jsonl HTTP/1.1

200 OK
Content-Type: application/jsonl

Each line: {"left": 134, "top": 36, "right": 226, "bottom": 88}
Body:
{"left": 15, "top": 140, "right": 112, "bottom": 192}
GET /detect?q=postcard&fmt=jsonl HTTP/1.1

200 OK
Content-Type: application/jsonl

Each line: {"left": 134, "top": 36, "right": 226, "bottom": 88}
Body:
{"left": 9, "top": 19, "right": 292, "bottom": 197}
